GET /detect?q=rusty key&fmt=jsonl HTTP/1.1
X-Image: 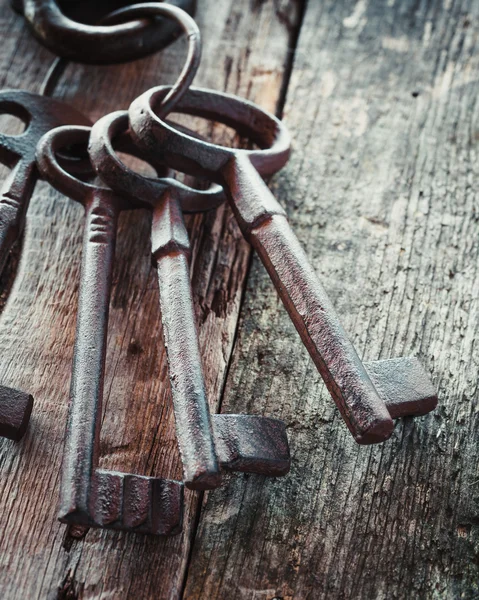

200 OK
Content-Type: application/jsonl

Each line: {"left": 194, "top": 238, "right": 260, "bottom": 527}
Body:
{"left": 129, "top": 86, "right": 438, "bottom": 444}
{"left": 88, "top": 110, "right": 290, "bottom": 489}
{"left": 0, "top": 90, "right": 90, "bottom": 441}
{"left": 37, "top": 125, "right": 183, "bottom": 535}
{"left": 12, "top": 0, "right": 197, "bottom": 64}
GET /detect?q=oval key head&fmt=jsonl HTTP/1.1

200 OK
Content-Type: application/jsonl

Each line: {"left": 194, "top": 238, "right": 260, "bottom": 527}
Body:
{"left": 129, "top": 85, "right": 291, "bottom": 181}
{"left": 17, "top": 0, "right": 197, "bottom": 64}
{"left": 36, "top": 126, "right": 109, "bottom": 205}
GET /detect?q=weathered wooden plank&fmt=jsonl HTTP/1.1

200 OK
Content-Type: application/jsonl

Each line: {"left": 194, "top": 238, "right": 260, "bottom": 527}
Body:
{"left": 0, "top": 1, "right": 302, "bottom": 598}
{"left": 183, "top": 0, "right": 479, "bottom": 598}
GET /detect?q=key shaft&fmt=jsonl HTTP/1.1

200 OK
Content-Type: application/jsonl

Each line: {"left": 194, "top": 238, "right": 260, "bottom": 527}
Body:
{"left": 152, "top": 190, "right": 221, "bottom": 490}
{"left": 222, "top": 154, "right": 393, "bottom": 443}
{"left": 37, "top": 126, "right": 184, "bottom": 535}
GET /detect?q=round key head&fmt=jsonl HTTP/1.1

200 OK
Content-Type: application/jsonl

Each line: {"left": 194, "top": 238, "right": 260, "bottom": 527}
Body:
{"left": 88, "top": 110, "right": 225, "bottom": 213}
{"left": 129, "top": 86, "right": 291, "bottom": 181}
{"left": 36, "top": 125, "right": 130, "bottom": 209}
{"left": 0, "top": 90, "right": 91, "bottom": 169}
{"left": 18, "top": 0, "right": 197, "bottom": 64}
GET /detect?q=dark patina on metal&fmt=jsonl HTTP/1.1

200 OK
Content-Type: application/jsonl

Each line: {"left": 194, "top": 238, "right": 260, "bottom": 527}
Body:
{"left": 0, "top": 386, "right": 33, "bottom": 441}
{"left": 129, "top": 85, "right": 438, "bottom": 445}
{"left": 11, "top": 0, "right": 197, "bottom": 64}
{"left": 0, "top": 90, "right": 91, "bottom": 277}
{"left": 88, "top": 110, "right": 290, "bottom": 490}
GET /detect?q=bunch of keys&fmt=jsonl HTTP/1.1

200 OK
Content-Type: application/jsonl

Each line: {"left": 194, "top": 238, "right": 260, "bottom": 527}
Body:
{"left": 0, "top": 1, "right": 438, "bottom": 535}
{"left": 0, "top": 1, "right": 201, "bottom": 441}
{"left": 128, "top": 85, "right": 438, "bottom": 445}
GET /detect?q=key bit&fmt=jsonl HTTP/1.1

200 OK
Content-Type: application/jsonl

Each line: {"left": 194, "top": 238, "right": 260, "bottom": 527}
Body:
{"left": 88, "top": 110, "right": 291, "bottom": 490}
{"left": 213, "top": 415, "right": 290, "bottom": 476}
{"left": 61, "top": 470, "right": 183, "bottom": 536}
{"left": 364, "top": 357, "right": 438, "bottom": 420}
{"left": 0, "top": 89, "right": 90, "bottom": 441}
{"left": 129, "top": 85, "right": 438, "bottom": 444}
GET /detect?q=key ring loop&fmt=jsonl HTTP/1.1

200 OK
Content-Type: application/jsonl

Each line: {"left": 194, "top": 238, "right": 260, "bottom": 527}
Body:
{"left": 129, "top": 86, "right": 291, "bottom": 180}
{"left": 15, "top": 0, "right": 197, "bottom": 65}
{"left": 40, "top": 3, "right": 201, "bottom": 117}
{"left": 105, "top": 3, "right": 201, "bottom": 116}
{"left": 36, "top": 2, "right": 202, "bottom": 191}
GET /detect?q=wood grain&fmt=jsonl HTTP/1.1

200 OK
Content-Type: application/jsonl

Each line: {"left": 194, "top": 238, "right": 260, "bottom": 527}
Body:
{"left": 1, "top": 0, "right": 478, "bottom": 598}
{"left": 0, "top": 1, "right": 302, "bottom": 599}
{"left": 183, "top": 0, "right": 479, "bottom": 599}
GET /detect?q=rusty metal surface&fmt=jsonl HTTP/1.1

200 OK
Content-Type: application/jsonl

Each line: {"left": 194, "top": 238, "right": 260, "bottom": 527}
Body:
{"left": 213, "top": 415, "right": 290, "bottom": 477}
{"left": 13, "top": 0, "right": 197, "bottom": 64}
{"left": 88, "top": 109, "right": 290, "bottom": 490}
{"left": 129, "top": 85, "right": 438, "bottom": 445}
{"left": 0, "top": 89, "right": 90, "bottom": 442}
{"left": 364, "top": 357, "right": 438, "bottom": 419}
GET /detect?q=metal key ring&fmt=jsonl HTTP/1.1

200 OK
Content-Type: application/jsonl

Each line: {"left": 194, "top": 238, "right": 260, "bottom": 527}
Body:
{"left": 15, "top": 0, "right": 197, "bottom": 65}
{"left": 41, "top": 3, "right": 201, "bottom": 119}
{"left": 37, "top": 0, "right": 205, "bottom": 207}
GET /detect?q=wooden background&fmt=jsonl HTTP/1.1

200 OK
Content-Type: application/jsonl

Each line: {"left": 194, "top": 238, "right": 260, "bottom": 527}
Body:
{"left": 0, "top": 0, "right": 478, "bottom": 598}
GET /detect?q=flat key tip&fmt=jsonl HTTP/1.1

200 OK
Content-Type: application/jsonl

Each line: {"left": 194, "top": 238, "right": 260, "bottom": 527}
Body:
{"left": 0, "top": 385, "right": 33, "bottom": 441}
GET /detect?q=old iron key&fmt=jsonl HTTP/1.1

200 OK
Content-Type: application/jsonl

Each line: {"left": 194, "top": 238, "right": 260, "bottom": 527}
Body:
{"left": 11, "top": 0, "right": 197, "bottom": 64}
{"left": 0, "top": 90, "right": 90, "bottom": 441}
{"left": 129, "top": 86, "right": 438, "bottom": 444}
{"left": 88, "top": 110, "right": 290, "bottom": 490}
{"left": 37, "top": 125, "right": 184, "bottom": 535}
